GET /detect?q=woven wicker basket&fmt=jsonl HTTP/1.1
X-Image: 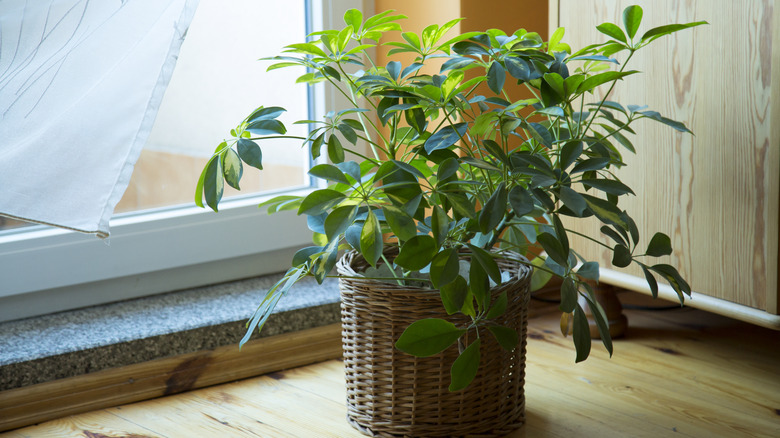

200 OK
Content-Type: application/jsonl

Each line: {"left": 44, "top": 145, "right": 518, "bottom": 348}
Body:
{"left": 337, "top": 247, "right": 532, "bottom": 437}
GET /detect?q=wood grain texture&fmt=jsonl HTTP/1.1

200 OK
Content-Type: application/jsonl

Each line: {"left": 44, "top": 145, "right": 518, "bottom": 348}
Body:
{"left": 0, "top": 324, "right": 342, "bottom": 433}
{"left": 6, "top": 294, "right": 778, "bottom": 438}
{"left": 556, "top": 0, "right": 779, "bottom": 313}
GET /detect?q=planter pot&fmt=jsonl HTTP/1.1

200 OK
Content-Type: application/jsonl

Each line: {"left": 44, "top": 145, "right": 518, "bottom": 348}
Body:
{"left": 337, "top": 248, "right": 532, "bottom": 437}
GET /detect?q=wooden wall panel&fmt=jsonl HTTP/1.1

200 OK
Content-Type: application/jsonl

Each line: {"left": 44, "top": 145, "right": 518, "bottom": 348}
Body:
{"left": 555, "top": 0, "right": 779, "bottom": 312}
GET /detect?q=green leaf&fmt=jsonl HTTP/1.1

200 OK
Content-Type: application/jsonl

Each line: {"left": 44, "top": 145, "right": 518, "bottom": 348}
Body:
{"left": 395, "top": 235, "right": 437, "bottom": 271}
{"left": 581, "top": 177, "right": 635, "bottom": 196}
{"left": 537, "top": 232, "right": 568, "bottom": 268}
{"left": 527, "top": 122, "right": 553, "bottom": 148}
{"left": 487, "top": 61, "right": 505, "bottom": 94}
{"left": 577, "top": 262, "right": 600, "bottom": 282}
{"left": 600, "top": 225, "right": 627, "bottom": 246}
{"left": 430, "top": 248, "right": 460, "bottom": 289}
{"left": 204, "top": 155, "right": 224, "bottom": 212}
{"left": 383, "top": 205, "right": 418, "bottom": 242}
{"left": 640, "top": 21, "right": 708, "bottom": 45}
{"left": 488, "top": 326, "right": 519, "bottom": 351}
{"left": 309, "top": 163, "right": 349, "bottom": 185}
{"left": 360, "top": 210, "right": 383, "bottom": 267}
{"left": 641, "top": 265, "right": 659, "bottom": 298}
{"left": 571, "top": 157, "right": 610, "bottom": 173}
{"left": 440, "top": 275, "right": 468, "bottom": 315}
{"left": 646, "top": 232, "right": 673, "bottom": 257}
{"left": 469, "top": 261, "right": 490, "bottom": 311}
{"left": 650, "top": 264, "right": 691, "bottom": 301}
{"left": 582, "top": 290, "right": 613, "bottom": 356}
{"left": 596, "top": 22, "right": 627, "bottom": 43}
{"left": 327, "top": 135, "right": 345, "bottom": 164}
{"left": 559, "top": 277, "right": 578, "bottom": 313}
{"left": 449, "top": 339, "right": 481, "bottom": 391}
{"left": 222, "top": 148, "right": 243, "bottom": 190}
{"left": 583, "top": 195, "right": 627, "bottom": 228}
{"left": 246, "top": 119, "right": 287, "bottom": 136}
{"left": 431, "top": 205, "right": 450, "bottom": 247}
{"left": 552, "top": 214, "right": 570, "bottom": 258}
{"left": 559, "top": 186, "right": 587, "bottom": 216}
{"left": 467, "top": 244, "right": 502, "bottom": 285}
{"left": 396, "top": 318, "right": 465, "bottom": 357}
{"left": 343, "top": 9, "right": 362, "bottom": 32}
{"left": 425, "top": 123, "right": 468, "bottom": 154}
{"left": 247, "top": 106, "right": 286, "bottom": 122}
{"left": 573, "top": 303, "right": 592, "bottom": 362}
{"left": 298, "top": 189, "right": 346, "bottom": 216}
{"left": 237, "top": 139, "right": 263, "bottom": 170}
{"left": 479, "top": 182, "right": 507, "bottom": 233}
{"left": 486, "top": 291, "right": 508, "bottom": 319}
{"left": 437, "top": 157, "right": 460, "bottom": 181}
{"left": 508, "top": 186, "right": 534, "bottom": 217}
{"left": 622, "top": 5, "right": 643, "bottom": 40}
{"left": 324, "top": 205, "right": 358, "bottom": 241}
{"left": 576, "top": 71, "right": 638, "bottom": 94}
{"left": 612, "top": 244, "right": 632, "bottom": 268}
{"left": 285, "top": 42, "right": 328, "bottom": 58}
{"left": 311, "top": 132, "right": 325, "bottom": 160}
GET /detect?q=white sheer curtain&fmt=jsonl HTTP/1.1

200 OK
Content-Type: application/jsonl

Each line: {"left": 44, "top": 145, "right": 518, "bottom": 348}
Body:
{"left": 0, "top": 0, "right": 199, "bottom": 237}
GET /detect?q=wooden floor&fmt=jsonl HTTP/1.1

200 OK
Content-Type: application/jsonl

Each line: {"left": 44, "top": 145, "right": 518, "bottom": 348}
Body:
{"left": 4, "top": 292, "right": 779, "bottom": 438}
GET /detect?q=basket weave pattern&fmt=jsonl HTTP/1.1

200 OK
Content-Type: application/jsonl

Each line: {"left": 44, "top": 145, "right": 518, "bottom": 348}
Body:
{"left": 337, "top": 249, "right": 532, "bottom": 437}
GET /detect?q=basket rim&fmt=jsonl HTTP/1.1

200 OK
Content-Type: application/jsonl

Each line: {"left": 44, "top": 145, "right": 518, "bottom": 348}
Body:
{"left": 336, "top": 246, "right": 533, "bottom": 293}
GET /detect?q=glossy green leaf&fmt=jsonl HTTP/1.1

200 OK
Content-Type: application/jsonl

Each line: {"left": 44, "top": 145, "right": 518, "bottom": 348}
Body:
{"left": 479, "top": 183, "right": 507, "bottom": 233}
{"left": 489, "top": 326, "right": 519, "bottom": 351}
{"left": 622, "top": 5, "right": 643, "bottom": 40}
{"left": 449, "top": 339, "right": 480, "bottom": 391}
{"left": 486, "top": 291, "right": 508, "bottom": 319}
{"left": 247, "top": 106, "right": 286, "bottom": 122}
{"left": 646, "top": 232, "right": 673, "bottom": 257}
{"left": 527, "top": 122, "right": 553, "bottom": 148}
{"left": 343, "top": 9, "right": 362, "bottom": 32}
{"left": 467, "top": 244, "right": 502, "bottom": 285}
{"left": 222, "top": 148, "right": 243, "bottom": 190}
{"left": 203, "top": 155, "right": 224, "bottom": 212}
{"left": 552, "top": 214, "right": 570, "bottom": 258}
{"left": 641, "top": 265, "right": 659, "bottom": 298}
{"left": 537, "top": 232, "right": 568, "bottom": 268}
{"left": 581, "top": 177, "right": 635, "bottom": 196}
{"left": 469, "top": 260, "right": 490, "bottom": 311}
{"left": 309, "top": 163, "right": 349, "bottom": 185}
{"left": 508, "top": 186, "right": 534, "bottom": 217}
{"left": 237, "top": 139, "right": 263, "bottom": 170}
{"left": 430, "top": 248, "right": 460, "bottom": 289}
{"left": 440, "top": 275, "right": 468, "bottom": 315}
{"left": 396, "top": 318, "right": 465, "bottom": 357}
{"left": 437, "top": 157, "right": 460, "bottom": 181}
{"left": 285, "top": 42, "right": 328, "bottom": 57}
{"left": 559, "top": 277, "right": 578, "bottom": 313}
{"left": 572, "top": 157, "right": 610, "bottom": 173}
{"left": 432, "top": 205, "right": 450, "bottom": 247}
{"left": 360, "top": 210, "right": 383, "bottom": 267}
{"left": 577, "top": 262, "right": 600, "bottom": 282}
{"left": 298, "top": 189, "right": 346, "bottom": 216}
{"left": 640, "top": 21, "right": 708, "bottom": 45}
{"left": 383, "top": 205, "right": 418, "bottom": 242}
{"left": 596, "top": 22, "right": 627, "bottom": 43}
{"left": 576, "top": 71, "right": 637, "bottom": 94}
{"left": 324, "top": 137, "right": 343, "bottom": 166}
{"left": 425, "top": 123, "right": 468, "bottom": 154}
{"left": 573, "top": 303, "right": 592, "bottom": 362}
{"left": 583, "top": 195, "right": 627, "bottom": 228}
{"left": 246, "top": 119, "right": 287, "bottom": 136}
{"left": 487, "top": 61, "right": 505, "bottom": 94}
{"left": 559, "top": 186, "right": 587, "bottom": 217}
{"left": 395, "top": 235, "right": 437, "bottom": 271}
{"left": 582, "top": 290, "right": 613, "bottom": 356}
{"left": 324, "top": 205, "right": 358, "bottom": 241}
{"left": 612, "top": 244, "right": 632, "bottom": 268}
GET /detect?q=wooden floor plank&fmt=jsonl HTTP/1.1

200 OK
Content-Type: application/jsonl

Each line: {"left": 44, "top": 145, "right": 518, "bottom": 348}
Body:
{"left": 4, "top": 293, "right": 779, "bottom": 438}
{"left": 8, "top": 411, "right": 164, "bottom": 438}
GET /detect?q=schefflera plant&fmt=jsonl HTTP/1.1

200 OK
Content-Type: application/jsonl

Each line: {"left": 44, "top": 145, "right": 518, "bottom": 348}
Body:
{"left": 196, "top": 6, "right": 705, "bottom": 391}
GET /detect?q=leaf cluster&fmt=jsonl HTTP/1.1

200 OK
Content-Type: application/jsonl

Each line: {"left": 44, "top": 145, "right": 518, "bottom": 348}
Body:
{"left": 195, "top": 6, "right": 704, "bottom": 391}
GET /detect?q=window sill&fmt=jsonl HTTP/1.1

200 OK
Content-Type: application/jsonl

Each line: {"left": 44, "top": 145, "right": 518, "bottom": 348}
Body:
{"left": 0, "top": 272, "right": 341, "bottom": 391}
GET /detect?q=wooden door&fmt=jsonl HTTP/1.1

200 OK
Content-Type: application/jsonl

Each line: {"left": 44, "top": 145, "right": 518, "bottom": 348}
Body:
{"left": 552, "top": 0, "right": 779, "bottom": 324}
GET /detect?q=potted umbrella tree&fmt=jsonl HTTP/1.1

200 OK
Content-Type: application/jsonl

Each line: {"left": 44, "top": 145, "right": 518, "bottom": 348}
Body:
{"left": 195, "top": 5, "right": 704, "bottom": 436}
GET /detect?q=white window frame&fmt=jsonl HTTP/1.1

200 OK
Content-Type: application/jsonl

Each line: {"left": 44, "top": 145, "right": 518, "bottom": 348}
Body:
{"left": 0, "top": 0, "right": 372, "bottom": 322}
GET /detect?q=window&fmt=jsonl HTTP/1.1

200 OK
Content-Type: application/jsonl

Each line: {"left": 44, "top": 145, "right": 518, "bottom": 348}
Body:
{"left": 0, "top": 0, "right": 369, "bottom": 322}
